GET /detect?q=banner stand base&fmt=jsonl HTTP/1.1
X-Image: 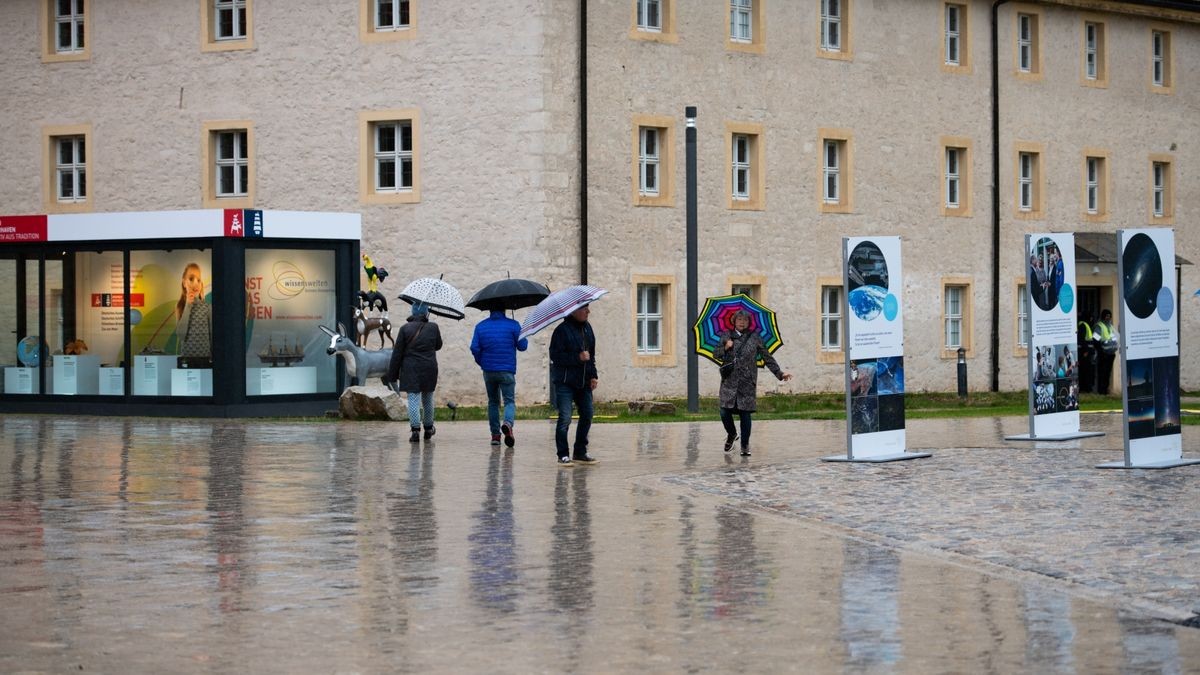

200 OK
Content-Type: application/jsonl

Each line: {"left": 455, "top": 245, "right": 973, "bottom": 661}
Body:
{"left": 822, "top": 451, "right": 932, "bottom": 463}
{"left": 1005, "top": 431, "right": 1105, "bottom": 441}
{"left": 1096, "top": 457, "right": 1200, "bottom": 470}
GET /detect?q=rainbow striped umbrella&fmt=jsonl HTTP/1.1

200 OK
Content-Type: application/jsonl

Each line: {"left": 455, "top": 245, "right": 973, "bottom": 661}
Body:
{"left": 519, "top": 284, "right": 608, "bottom": 340}
{"left": 693, "top": 294, "right": 783, "bottom": 366}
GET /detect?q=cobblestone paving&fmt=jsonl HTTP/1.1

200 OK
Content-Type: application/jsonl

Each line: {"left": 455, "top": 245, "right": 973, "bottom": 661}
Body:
{"left": 659, "top": 413, "right": 1200, "bottom": 622}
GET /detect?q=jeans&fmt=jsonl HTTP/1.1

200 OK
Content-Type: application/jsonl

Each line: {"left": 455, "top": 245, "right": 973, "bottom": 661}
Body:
{"left": 483, "top": 371, "right": 516, "bottom": 435}
{"left": 407, "top": 391, "right": 435, "bottom": 429}
{"left": 719, "top": 407, "right": 752, "bottom": 447}
{"left": 554, "top": 382, "right": 593, "bottom": 458}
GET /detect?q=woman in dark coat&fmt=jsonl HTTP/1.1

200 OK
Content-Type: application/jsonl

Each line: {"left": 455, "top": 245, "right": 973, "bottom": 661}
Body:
{"left": 386, "top": 303, "right": 443, "bottom": 443}
{"left": 713, "top": 310, "right": 792, "bottom": 456}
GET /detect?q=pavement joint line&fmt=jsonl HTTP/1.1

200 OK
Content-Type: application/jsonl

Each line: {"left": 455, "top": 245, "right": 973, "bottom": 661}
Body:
{"left": 632, "top": 462, "right": 1200, "bottom": 628}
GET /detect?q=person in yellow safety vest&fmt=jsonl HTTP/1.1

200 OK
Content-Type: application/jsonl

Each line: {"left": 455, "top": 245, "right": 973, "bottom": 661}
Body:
{"left": 1077, "top": 313, "right": 1095, "bottom": 393}
{"left": 1093, "top": 309, "right": 1117, "bottom": 395}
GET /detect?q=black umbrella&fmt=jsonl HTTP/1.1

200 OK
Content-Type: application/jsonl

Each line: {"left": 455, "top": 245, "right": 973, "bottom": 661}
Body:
{"left": 467, "top": 278, "right": 551, "bottom": 311}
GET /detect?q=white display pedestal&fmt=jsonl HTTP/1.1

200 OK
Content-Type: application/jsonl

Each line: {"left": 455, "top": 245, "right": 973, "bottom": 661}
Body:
{"left": 134, "top": 355, "right": 177, "bottom": 396}
{"left": 53, "top": 355, "right": 100, "bottom": 395}
{"left": 5, "top": 367, "right": 48, "bottom": 394}
{"left": 99, "top": 367, "right": 125, "bottom": 395}
{"left": 246, "top": 366, "right": 317, "bottom": 396}
{"left": 171, "top": 368, "right": 213, "bottom": 396}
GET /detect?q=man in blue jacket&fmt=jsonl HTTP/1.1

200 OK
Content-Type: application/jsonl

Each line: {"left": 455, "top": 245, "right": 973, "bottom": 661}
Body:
{"left": 549, "top": 304, "right": 599, "bottom": 466}
{"left": 471, "top": 309, "right": 528, "bottom": 447}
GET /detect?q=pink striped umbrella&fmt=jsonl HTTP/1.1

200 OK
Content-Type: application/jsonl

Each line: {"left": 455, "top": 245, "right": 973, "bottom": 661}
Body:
{"left": 519, "top": 285, "right": 608, "bottom": 340}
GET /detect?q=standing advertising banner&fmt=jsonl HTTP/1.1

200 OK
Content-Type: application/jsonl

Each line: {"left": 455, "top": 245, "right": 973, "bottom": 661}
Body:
{"left": 823, "top": 237, "right": 930, "bottom": 463}
{"left": 1006, "top": 233, "right": 1103, "bottom": 441}
{"left": 1099, "top": 228, "right": 1199, "bottom": 469}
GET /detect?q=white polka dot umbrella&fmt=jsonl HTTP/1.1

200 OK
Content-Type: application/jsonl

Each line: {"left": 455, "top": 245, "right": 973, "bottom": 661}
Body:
{"left": 398, "top": 276, "right": 466, "bottom": 320}
{"left": 519, "top": 285, "right": 608, "bottom": 340}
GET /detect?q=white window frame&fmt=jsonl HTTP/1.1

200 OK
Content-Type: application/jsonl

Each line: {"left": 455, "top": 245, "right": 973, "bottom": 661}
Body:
{"left": 821, "top": 0, "right": 842, "bottom": 51}
{"left": 1086, "top": 157, "right": 1100, "bottom": 214}
{"left": 374, "top": 121, "right": 414, "bottom": 193}
{"left": 944, "top": 286, "right": 964, "bottom": 349}
{"left": 214, "top": 0, "right": 247, "bottom": 41}
{"left": 731, "top": 283, "right": 760, "bottom": 300}
{"left": 1153, "top": 162, "right": 1166, "bottom": 217}
{"left": 945, "top": 4, "right": 961, "bottom": 66}
{"left": 55, "top": 136, "right": 86, "bottom": 203}
{"left": 732, "top": 134, "right": 751, "bottom": 201}
{"left": 1017, "top": 284, "right": 1029, "bottom": 348}
{"left": 375, "top": 0, "right": 411, "bottom": 31}
{"left": 55, "top": 0, "right": 86, "bottom": 53}
{"left": 636, "top": 283, "right": 663, "bottom": 355}
{"left": 945, "top": 147, "right": 961, "bottom": 209}
{"left": 1084, "top": 22, "right": 1098, "bottom": 80}
{"left": 821, "top": 285, "right": 842, "bottom": 352}
{"left": 1018, "top": 152, "right": 1034, "bottom": 211}
{"left": 1152, "top": 30, "right": 1165, "bottom": 86}
{"left": 637, "top": 0, "right": 662, "bottom": 32}
{"left": 215, "top": 130, "right": 248, "bottom": 198}
{"left": 730, "top": 0, "right": 752, "bottom": 43}
{"left": 1017, "top": 14, "right": 1033, "bottom": 72}
{"left": 823, "top": 140, "right": 841, "bottom": 204}
{"left": 639, "top": 127, "right": 660, "bottom": 197}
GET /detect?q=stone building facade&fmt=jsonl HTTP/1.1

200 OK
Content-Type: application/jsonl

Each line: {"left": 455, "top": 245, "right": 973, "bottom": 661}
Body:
{"left": 1, "top": 0, "right": 1197, "bottom": 405}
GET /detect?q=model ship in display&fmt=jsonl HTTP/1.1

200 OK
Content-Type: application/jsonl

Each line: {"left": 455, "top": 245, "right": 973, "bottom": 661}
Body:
{"left": 258, "top": 335, "right": 305, "bottom": 367}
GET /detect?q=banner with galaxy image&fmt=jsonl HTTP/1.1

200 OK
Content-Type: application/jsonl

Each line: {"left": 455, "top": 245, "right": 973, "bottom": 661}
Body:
{"left": 1024, "top": 233, "right": 1082, "bottom": 437}
{"left": 844, "top": 237, "right": 905, "bottom": 457}
{"left": 1118, "top": 228, "right": 1181, "bottom": 464}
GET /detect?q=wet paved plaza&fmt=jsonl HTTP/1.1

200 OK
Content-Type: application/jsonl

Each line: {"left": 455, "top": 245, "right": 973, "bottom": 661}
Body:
{"left": 0, "top": 413, "right": 1197, "bottom": 673}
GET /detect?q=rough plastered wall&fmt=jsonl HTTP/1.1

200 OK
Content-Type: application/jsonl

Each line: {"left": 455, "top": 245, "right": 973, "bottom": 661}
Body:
{"left": 0, "top": 0, "right": 582, "bottom": 405}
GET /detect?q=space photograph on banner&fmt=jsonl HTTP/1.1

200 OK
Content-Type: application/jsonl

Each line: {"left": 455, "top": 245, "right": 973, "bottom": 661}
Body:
{"left": 1100, "top": 228, "right": 1196, "bottom": 468}
{"left": 826, "top": 236, "right": 927, "bottom": 463}
{"left": 1007, "top": 233, "right": 1099, "bottom": 441}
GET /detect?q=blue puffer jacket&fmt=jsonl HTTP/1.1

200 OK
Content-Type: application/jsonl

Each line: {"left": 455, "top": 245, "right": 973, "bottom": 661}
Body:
{"left": 470, "top": 311, "right": 528, "bottom": 373}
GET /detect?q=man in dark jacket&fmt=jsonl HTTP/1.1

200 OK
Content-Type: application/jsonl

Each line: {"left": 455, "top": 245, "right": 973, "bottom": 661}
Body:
{"left": 470, "top": 309, "right": 528, "bottom": 447}
{"left": 549, "top": 305, "right": 598, "bottom": 466}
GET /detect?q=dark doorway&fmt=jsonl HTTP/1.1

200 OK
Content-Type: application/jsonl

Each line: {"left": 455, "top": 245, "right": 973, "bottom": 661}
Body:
{"left": 1077, "top": 286, "right": 1101, "bottom": 325}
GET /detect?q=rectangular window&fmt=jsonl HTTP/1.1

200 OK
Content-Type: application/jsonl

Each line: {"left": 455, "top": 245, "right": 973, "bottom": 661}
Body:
{"left": 821, "top": 285, "right": 842, "bottom": 352}
{"left": 215, "top": 130, "right": 249, "bottom": 197}
{"left": 1017, "top": 284, "right": 1029, "bottom": 348}
{"left": 359, "top": 110, "right": 420, "bottom": 204}
{"left": 1017, "top": 14, "right": 1033, "bottom": 72}
{"left": 637, "top": 0, "right": 661, "bottom": 32}
{"left": 730, "top": 0, "right": 752, "bottom": 42}
{"left": 639, "top": 127, "right": 660, "bottom": 197}
{"left": 1153, "top": 161, "right": 1167, "bottom": 218}
{"left": 374, "top": 121, "right": 414, "bottom": 193}
{"left": 732, "top": 134, "right": 751, "bottom": 201}
{"left": 1084, "top": 23, "right": 1098, "bottom": 80}
{"left": 55, "top": 136, "right": 87, "bottom": 203}
{"left": 731, "top": 283, "right": 760, "bottom": 300}
{"left": 945, "top": 4, "right": 960, "bottom": 65}
{"left": 945, "top": 147, "right": 961, "bottom": 208}
{"left": 636, "top": 284, "right": 663, "bottom": 355}
{"left": 944, "top": 285, "right": 964, "bottom": 349}
{"left": 1086, "top": 157, "right": 1101, "bottom": 214}
{"left": 376, "top": 0, "right": 411, "bottom": 31}
{"left": 823, "top": 140, "right": 841, "bottom": 204}
{"left": 821, "top": 0, "right": 841, "bottom": 51}
{"left": 214, "top": 0, "right": 246, "bottom": 40}
{"left": 55, "top": 0, "right": 86, "bottom": 52}
{"left": 1151, "top": 30, "right": 1171, "bottom": 89}
{"left": 1019, "top": 152, "right": 1034, "bottom": 211}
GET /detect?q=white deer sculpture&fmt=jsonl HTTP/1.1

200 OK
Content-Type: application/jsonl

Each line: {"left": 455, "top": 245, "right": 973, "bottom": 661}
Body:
{"left": 321, "top": 323, "right": 393, "bottom": 388}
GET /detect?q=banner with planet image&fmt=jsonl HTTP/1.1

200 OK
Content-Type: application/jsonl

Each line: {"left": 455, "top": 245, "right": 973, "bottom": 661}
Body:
{"left": 844, "top": 236, "right": 905, "bottom": 457}
{"left": 1023, "top": 233, "right": 1083, "bottom": 438}
{"left": 1117, "top": 228, "right": 1181, "bottom": 465}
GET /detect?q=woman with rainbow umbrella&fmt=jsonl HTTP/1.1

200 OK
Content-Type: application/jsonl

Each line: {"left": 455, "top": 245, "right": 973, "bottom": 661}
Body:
{"left": 694, "top": 294, "right": 791, "bottom": 456}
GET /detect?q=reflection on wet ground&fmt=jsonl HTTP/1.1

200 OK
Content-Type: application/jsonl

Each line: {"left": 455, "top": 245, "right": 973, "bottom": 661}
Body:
{"left": 0, "top": 414, "right": 1196, "bottom": 672}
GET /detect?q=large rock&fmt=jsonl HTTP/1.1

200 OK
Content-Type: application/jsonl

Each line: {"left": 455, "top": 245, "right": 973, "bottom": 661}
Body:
{"left": 339, "top": 383, "right": 407, "bottom": 421}
{"left": 627, "top": 400, "right": 677, "bottom": 415}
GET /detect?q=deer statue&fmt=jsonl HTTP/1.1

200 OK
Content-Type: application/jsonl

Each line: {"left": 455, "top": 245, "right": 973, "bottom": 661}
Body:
{"left": 321, "top": 323, "right": 393, "bottom": 388}
{"left": 351, "top": 306, "right": 394, "bottom": 349}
